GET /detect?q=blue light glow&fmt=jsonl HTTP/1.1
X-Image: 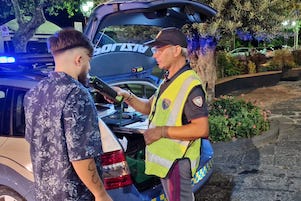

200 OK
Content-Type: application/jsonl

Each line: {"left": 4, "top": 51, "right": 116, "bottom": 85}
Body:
{"left": 0, "top": 56, "right": 16, "bottom": 63}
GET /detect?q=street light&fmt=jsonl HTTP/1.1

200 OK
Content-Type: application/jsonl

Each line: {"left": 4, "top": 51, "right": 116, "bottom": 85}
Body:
{"left": 282, "top": 20, "right": 300, "bottom": 49}
{"left": 292, "top": 21, "right": 300, "bottom": 50}
{"left": 282, "top": 20, "right": 289, "bottom": 27}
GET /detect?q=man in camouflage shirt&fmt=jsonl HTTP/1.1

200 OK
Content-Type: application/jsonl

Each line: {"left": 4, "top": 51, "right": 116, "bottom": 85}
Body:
{"left": 24, "top": 28, "right": 112, "bottom": 201}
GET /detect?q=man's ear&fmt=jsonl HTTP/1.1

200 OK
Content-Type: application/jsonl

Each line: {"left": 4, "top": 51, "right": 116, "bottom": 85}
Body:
{"left": 74, "top": 54, "right": 83, "bottom": 67}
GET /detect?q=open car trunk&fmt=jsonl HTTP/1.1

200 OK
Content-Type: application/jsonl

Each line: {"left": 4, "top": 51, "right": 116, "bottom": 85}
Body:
{"left": 110, "top": 118, "right": 160, "bottom": 192}
{"left": 95, "top": 97, "right": 160, "bottom": 191}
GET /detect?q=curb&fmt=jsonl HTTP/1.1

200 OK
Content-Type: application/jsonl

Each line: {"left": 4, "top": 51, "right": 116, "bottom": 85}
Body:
{"left": 252, "top": 118, "right": 280, "bottom": 148}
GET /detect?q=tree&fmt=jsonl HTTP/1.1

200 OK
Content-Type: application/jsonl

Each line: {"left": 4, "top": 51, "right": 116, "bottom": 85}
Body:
{"left": 186, "top": 0, "right": 294, "bottom": 101}
{"left": 4, "top": 0, "right": 106, "bottom": 52}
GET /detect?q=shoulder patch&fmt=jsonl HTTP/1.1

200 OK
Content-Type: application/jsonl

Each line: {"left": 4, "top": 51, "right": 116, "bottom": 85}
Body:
{"left": 162, "top": 98, "right": 171, "bottom": 110}
{"left": 192, "top": 96, "right": 204, "bottom": 107}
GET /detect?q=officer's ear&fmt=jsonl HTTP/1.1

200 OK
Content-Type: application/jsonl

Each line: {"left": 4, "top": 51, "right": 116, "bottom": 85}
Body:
{"left": 173, "top": 45, "right": 182, "bottom": 57}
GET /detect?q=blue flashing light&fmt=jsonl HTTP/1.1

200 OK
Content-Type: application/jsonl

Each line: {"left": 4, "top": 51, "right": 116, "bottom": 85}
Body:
{"left": 0, "top": 56, "right": 16, "bottom": 63}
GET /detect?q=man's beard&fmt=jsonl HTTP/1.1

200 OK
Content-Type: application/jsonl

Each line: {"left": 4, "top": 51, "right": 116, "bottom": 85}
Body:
{"left": 78, "top": 71, "right": 88, "bottom": 87}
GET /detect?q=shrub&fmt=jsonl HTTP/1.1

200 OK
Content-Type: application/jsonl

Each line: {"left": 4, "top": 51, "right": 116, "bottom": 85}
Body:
{"left": 249, "top": 52, "right": 267, "bottom": 72}
{"left": 209, "top": 96, "right": 270, "bottom": 142}
{"left": 258, "top": 61, "right": 282, "bottom": 72}
{"left": 216, "top": 51, "right": 246, "bottom": 78}
{"left": 247, "top": 60, "right": 256, "bottom": 74}
{"left": 292, "top": 50, "right": 301, "bottom": 66}
{"left": 269, "top": 49, "right": 296, "bottom": 71}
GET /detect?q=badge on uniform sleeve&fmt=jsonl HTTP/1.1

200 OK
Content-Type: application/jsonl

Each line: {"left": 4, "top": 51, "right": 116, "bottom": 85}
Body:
{"left": 162, "top": 98, "right": 171, "bottom": 110}
{"left": 192, "top": 96, "right": 203, "bottom": 107}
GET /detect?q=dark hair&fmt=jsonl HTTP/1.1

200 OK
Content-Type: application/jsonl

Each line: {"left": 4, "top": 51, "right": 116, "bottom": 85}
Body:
{"left": 47, "top": 28, "right": 93, "bottom": 56}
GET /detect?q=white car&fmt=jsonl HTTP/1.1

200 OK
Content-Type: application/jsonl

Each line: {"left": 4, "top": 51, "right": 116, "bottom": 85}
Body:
{"left": 229, "top": 47, "right": 258, "bottom": 59}
{"left": 256, "top": 47, "right": 275, "bottom": 58}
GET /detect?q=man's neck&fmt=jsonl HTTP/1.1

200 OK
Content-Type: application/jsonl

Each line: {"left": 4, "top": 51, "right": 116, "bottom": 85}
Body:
{"left": 166, "top": 58, "right": 186, "bottom": 79}
{"left": 55, "top": 66, "right": 78, "bottom": 81}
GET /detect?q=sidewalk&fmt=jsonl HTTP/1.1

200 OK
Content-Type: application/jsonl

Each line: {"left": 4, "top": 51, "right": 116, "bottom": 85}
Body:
{"left": 196, "top": 80, "right": 301, "bottom": 201}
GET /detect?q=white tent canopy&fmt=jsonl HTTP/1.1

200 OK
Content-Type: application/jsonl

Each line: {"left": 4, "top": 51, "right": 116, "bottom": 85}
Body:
{"left": 0, "top": 19, "right": 61, "bottom": 53}
{"left": 3, "top": 18, "right": 61, "bottom": 35}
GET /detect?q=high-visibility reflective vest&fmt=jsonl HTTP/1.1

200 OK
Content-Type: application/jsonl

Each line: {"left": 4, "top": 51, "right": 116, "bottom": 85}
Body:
{"left": 145, "top": 69, "right": 204, "bottom": 178}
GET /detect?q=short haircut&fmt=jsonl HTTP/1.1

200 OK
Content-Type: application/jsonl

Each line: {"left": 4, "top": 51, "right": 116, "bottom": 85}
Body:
{"left": 47, "top": 28, "right": 93, "bottom": 57}
{"left": 181, "top": 48, "right": 188, "bottom": 58}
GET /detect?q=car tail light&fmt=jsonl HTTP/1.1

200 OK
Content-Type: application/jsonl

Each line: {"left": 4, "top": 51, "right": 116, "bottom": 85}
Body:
{"left": 101, "top": 149, "right": 133, "bottom": 190}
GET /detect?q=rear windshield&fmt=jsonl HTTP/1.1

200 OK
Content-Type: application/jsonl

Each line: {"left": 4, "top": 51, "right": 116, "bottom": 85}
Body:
{"left": 92, "top": 25, "right": 161, "bottom": 48}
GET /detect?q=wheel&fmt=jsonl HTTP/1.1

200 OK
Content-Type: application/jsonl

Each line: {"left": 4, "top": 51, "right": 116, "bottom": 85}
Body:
{"left": 0, "top": 185, "right": 26, "bottom": 201}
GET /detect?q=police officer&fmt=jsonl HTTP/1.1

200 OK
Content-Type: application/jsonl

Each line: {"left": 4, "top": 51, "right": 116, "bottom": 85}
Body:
{"left": 116, "top": 27, "right": 209, "bottom": 201}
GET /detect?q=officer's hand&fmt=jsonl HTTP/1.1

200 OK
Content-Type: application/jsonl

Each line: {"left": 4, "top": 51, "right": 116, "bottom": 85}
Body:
{"left": 113, "top": 87, "right": 129, "bottom": 99}
{"left": 103, "top": 87, "right": 129, "bottom": 103}
{"left": 143, "top": 126, "right": 165, "bottom": 145}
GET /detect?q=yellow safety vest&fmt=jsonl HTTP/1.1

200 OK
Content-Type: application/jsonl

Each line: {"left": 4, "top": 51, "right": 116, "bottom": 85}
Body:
{"left": 145, "top": 69, "right": 204, "bottom": 178}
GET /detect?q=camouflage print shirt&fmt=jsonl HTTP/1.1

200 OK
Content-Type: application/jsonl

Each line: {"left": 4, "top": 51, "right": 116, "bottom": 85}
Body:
{"left": 24, "top": 71, "right": 102, "bottom": 201}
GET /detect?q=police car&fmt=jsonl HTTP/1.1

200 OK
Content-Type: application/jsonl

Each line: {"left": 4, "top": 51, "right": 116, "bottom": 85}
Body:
{"left": 0, "top": 0, "right": 216, "bottom": 200}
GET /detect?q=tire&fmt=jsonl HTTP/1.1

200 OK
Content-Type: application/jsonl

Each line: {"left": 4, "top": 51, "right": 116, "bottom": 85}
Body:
{"left": 0, "top": 185, "right": 26, "bottom": 201}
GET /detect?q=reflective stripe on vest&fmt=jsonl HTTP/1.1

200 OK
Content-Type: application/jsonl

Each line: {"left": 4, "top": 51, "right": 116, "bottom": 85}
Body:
{"left": 145, "top": 70, "right": 203, "bottom": 178}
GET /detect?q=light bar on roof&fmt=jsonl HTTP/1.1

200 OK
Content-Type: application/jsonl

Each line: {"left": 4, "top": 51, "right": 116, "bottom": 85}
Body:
{"left": 0, "top": 56, "right": 16, "bottom": 63}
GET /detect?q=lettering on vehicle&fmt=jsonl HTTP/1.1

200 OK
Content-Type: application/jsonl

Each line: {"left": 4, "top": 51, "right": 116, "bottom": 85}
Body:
{"left": 94, "top": 43, "right": 149, "bottom": 54}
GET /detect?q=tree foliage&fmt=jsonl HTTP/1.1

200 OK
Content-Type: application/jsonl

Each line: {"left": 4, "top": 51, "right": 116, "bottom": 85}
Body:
{"left": 3, "top": 0, "right": 107, "bottom": 52}
{"left": 192, "top": 0, "right": 295, "bottom": 49}
{"left": 0, "top": 0, "right": 13, "bottom": 21}
{"left": 184, "top": 0, "right": 297, "bottom": 101}
{"left": 3, "top": 0, "right": 298, "bottom": 53}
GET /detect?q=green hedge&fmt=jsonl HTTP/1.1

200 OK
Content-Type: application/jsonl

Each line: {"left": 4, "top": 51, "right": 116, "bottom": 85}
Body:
{"left": 216, "top": 51, "right": 246, "bottom": 78}
{"left": 209, "top": 96, "right": 270, "bottom": 142}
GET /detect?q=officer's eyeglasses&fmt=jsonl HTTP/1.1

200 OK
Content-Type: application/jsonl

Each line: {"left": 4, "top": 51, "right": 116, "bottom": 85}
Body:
{"left": 151, "top": 45, "right": 172, "bottom": 54}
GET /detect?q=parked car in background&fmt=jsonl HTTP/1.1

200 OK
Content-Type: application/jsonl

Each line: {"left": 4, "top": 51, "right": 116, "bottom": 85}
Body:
{"left": 281, "top": 45, "right": 294, "bottom": 51}
{"left": 1, "top": 1, "right": 216, "bottom": 201}
{"left": 256, "top": 47, "right": 275, "bottom": 58}
{"left": 1, "top": 40, "right": 48, "bottom": 54}
{"left": 229, "top": 47, "right": 258, "bottom": 60}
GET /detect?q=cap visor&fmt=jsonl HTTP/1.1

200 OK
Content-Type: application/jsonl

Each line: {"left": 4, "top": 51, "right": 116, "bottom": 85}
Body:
{"left": 144, "top": 40, "right": 168, "bottom": 47}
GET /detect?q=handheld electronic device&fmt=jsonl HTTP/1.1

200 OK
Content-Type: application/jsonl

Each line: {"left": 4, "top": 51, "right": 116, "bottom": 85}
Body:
{"left": 89, "top": 76, "right": 124, "bottom": 103}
